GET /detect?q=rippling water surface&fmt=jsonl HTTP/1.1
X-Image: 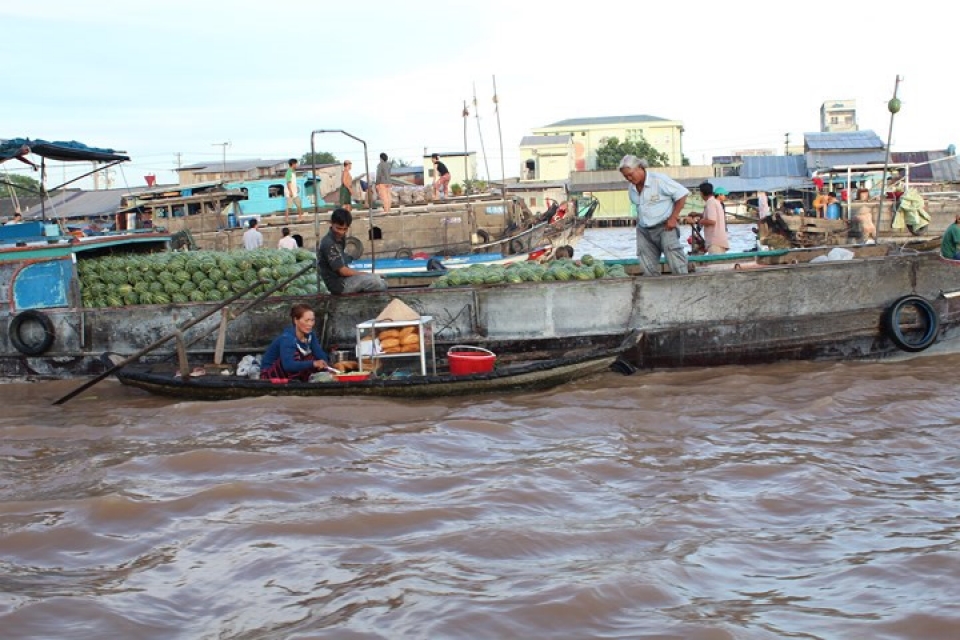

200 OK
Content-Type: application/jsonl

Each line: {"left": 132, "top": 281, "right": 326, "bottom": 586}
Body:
{"left": 2, "top": 353, "right": 959, "bottom": 639}
{"left": 2, "top": 228, "right": 959, "bottom": 639}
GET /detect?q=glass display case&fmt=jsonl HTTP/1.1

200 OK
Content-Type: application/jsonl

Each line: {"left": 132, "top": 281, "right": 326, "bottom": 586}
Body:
{"left": 355, "top": 315, "right": 436, "bottom": 375}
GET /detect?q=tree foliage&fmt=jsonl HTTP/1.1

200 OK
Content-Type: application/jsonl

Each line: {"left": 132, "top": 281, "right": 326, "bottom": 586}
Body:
{"left": 0, "top": 173, "right": 42, "bottom": 199}
{"left": 300, "top": 151, "right": 338, "bottom": 165}
{"left": 595, "top": 137, "right": 670, "bottom": 170}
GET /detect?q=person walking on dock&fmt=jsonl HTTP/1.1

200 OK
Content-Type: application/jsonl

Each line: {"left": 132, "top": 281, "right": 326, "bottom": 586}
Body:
{"left": 376, "top": 153, "right": 393, "bottom": 213}
{"left": 340, "top": 160, "right": 354, "bottom": 211}
{"left": 431, "top": 153, "right": 451, "bottom": 200}
{"left": 618, "top": 155, "right": 689, "bottom": 276}
{"left": 284, "top": 158, "right": 303, "bottom": 222}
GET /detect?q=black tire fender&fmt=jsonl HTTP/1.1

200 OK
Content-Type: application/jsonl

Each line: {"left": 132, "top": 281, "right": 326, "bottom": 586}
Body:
{"left": 883, "top": 295, "right": 939, "bottom": 353}
{"left": 509, "top": 238, "right": 525, "bottom": 255}
{"left": 475, "top": 229, "right": 490, "bottom": 244}
{"left": 395, "top": 247, "right": 413, "bottom": 259}
{"left": 9, "top": 310, "right": 56, "bottom": 356}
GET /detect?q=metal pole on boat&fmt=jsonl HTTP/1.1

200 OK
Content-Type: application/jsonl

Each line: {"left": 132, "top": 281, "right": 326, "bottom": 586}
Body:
{"left": 462, "top": 101, "right": 469, "bottom": 194}
{"left": 472, "top": 83, "right": 491, "bottom": 184}
{"left": 310, "top": 129, "right": 375, "bottom": 271}
{"left": 309, "top": 133, "right": 320, "bottom": 255}
{"left": 874, "top": 75, "right": 902, "bottom": 241}
{"left": 493, "top": 75, "right": 507, "bottom": 200}
{"left": 40, "top": 157, "right": 47, "bottom": 222}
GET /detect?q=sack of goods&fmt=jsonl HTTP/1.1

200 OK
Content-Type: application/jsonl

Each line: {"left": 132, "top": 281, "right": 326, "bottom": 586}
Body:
{"left": 377, "top": 325, "right": 420, "bottom": 353}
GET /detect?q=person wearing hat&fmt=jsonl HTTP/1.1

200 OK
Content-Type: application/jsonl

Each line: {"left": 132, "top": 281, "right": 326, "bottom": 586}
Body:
{"left": 618, "top": 154, "right": 689, "bottom": 276}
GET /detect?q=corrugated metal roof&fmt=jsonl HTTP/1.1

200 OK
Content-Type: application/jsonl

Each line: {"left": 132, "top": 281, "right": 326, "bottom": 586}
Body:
{"left": 520, "top": 135, "right": 571, "bottom": 146}
{"left": 807, "top": 150, "right": 887, "bottom": 170}
{"left": 892, "top": 151, "right": 960, "bottom": 182}
{"left": 697, "top": 177, "right": 814, "bottom": 194}
{"left": 805, "top": 130, "right": 884, "bottom": 150}
{"left": 23, "top": 187, "right": 148, "bottom": 220}
{"left": 542, "top": 115, "right": 670, "bottom": 128}
{"left": 179, "top": 159, "right": 288, "bottom": 172}
{"left": 740, "top": 155, "right": 809, "bottom": 178}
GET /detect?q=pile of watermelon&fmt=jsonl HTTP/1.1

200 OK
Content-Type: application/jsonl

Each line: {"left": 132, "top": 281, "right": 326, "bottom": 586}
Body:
{"left": 430, "top": 255, "right": 627, "bottom": 288}
{"left": 77, "top": 249, "right": 325, "bottom": 308}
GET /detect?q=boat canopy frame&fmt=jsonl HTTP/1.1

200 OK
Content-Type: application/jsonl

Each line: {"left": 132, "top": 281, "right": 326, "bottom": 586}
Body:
{"left": 0, "top": 138, "right": 131, "bottom": 221}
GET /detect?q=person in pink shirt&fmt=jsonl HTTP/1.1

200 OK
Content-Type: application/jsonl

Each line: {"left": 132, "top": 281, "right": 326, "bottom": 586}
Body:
{"left": 686, "top": 182, "right": 729, "bottom": 254}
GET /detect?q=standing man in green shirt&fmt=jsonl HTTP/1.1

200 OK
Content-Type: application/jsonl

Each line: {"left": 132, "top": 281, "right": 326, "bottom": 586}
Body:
{"left": 285, "top": 158, "right": 303, "bottom": 222}
{"left": 941, "top": 214, "right": 960, "bottom": 260}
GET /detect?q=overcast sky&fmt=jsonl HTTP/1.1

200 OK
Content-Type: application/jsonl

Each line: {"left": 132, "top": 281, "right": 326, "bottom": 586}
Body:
{"left": 2, "top": 0, "right": 954, "bottom": 190}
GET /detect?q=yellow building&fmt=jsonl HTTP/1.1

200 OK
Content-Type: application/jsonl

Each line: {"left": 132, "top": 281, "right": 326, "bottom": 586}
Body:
{"left": 519, "top": 114, "right": 685, "bottom": 181}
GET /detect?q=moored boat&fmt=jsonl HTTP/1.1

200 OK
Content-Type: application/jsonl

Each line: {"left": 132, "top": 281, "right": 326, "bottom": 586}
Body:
{"left": 108, "top": 333, "right": 631, "bottom": 400}
{"left": 130, "top": 178, "right": 596, "bottom": 262}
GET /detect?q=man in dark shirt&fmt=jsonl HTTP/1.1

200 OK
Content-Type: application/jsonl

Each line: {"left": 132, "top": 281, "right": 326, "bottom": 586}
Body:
{"left": 318, "top": 208, "right": 387, "bottom": 294}
{"left": 431, "top": 153, "right": 451, "bottom": 200}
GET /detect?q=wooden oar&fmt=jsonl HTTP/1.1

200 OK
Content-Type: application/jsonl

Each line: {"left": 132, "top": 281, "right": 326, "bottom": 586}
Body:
{"left": 53, "top": 261, "right": 317, "bottom": 406}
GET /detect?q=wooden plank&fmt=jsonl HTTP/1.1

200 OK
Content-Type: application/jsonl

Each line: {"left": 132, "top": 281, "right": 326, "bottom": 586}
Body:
{"left": 176, "top": 332, "right": 190, "bottom": 378}
{"left": 214, "top": 309, "right": 230, "bottom": 364}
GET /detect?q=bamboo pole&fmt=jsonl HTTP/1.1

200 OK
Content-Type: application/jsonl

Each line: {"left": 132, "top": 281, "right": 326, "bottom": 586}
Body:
{"left": 874, "top": 75, "right": 902, "bottom": 240}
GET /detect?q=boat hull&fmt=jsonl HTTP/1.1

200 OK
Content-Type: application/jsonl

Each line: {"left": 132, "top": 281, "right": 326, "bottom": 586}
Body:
{"left": 113, "top": 351, "right": 619, "bottom": 400}
{"left": 4, "top": 250, "right": 960, "bottom": 379}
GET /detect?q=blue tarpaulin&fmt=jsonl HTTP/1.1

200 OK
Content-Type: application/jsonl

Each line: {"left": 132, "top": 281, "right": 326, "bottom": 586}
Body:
{"left": 0, "top": 138, "right": 129, "bottom": 163}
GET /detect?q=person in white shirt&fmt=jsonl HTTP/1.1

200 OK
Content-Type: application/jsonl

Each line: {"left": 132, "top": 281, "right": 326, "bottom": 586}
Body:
{"left": 243, "top": 219, "right": 263, "bottom": 250}
{"left": 278, "top": 226, "right": 297, "bottom": 250}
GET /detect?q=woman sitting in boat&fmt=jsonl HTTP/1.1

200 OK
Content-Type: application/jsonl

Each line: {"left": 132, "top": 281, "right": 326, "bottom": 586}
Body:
{"left": 259, "top": 303, "right": 331, "bottom": 381}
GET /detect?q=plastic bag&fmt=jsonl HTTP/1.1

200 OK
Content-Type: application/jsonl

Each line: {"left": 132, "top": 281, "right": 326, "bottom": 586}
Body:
{"left": 236, "top": 354, "right": 261, "bottom": 379}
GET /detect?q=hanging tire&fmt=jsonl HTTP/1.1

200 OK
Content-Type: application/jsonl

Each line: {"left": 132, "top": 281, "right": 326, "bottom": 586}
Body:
{"left": 509, "top": 238, "right": 525, "bottom": 255}
{"left": 9, "top": 310, "right": 56, "bottom": 356}
{"left": 395, "top": 248, "right": 413, "bottom": 259}
{"left": 883, "top": 295, "right": 939, "bottom": 352}
{"left": 345, "top": 237, "right": 364, "bottom": 260}
{"left": 475, "top": 229, "right": 490, "bottom": 244}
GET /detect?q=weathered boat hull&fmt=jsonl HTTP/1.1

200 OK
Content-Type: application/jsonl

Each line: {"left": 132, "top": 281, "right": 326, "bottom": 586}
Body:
{"left": 112, "top": 347, "right": 621, "bottom": 400}
{"left": 4, "top": 250, "right": 960, "bottom": 379}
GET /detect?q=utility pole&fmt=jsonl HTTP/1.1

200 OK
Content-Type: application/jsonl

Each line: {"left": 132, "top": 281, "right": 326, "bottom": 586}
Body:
{"left": 784, "top": 133, "right": 790, "bottom": 156}
{"left": 212, "top": 142, "right": 230, "bottom": 180}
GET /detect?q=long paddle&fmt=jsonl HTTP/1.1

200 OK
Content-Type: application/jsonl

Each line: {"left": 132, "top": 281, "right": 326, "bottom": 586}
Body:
{"left": 53, "top": 260, "right": 317, "bottom": 406}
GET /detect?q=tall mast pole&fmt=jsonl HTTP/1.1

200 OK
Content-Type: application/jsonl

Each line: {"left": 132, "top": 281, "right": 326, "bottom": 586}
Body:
{"left": 473, "top": 82, "right": 491, "bottom": 184}
{"left": 874, "top": 75, "right": 902, "bottom": 241}
{"left": 462, "top": 100, "right": 469, "bottom": 193}
{"left": 493, "top": 75, "right": 506, "bottom": 198}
